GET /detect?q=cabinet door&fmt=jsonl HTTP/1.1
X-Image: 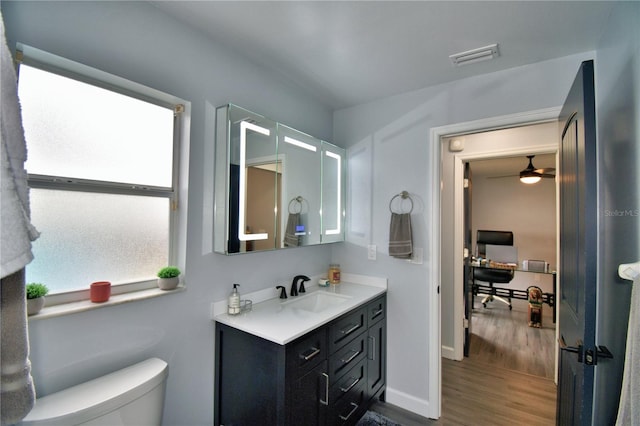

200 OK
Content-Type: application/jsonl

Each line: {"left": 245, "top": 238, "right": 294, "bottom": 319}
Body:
{"left": 367, "top": 319, "right": 386, "bottom": 399}
{"left": 292, "top": 360, "right": 328, "bottom": 426}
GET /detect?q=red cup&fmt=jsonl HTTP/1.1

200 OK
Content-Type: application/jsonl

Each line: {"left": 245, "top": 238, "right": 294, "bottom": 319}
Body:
{"left": 90, "top": 281, "right": 111, "bottom": 303}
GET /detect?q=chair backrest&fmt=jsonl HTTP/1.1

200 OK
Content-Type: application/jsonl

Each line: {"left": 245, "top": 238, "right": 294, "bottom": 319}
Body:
{"left": 475, "top": 230, "right": 515, "bottom": 284}
{"left": 476, "top": 230, "right": 514, "bottom": 258}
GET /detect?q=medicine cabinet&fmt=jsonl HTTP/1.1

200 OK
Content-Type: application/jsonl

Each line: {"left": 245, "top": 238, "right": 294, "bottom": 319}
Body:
{"left": 214, "top": 104, "right": 345, "bottom": 254}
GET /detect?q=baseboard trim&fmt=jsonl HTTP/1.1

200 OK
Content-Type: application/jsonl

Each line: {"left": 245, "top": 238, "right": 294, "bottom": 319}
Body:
{"left": 384, "top": 386, "right": 432, "bottom": 418}
{"left": 441, "top": 345, "right": 456, "bottom": 360}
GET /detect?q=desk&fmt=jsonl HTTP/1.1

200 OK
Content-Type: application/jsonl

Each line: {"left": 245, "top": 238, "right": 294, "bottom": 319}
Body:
{"left": 471, "top": 263, "right": 556, "bottom": 323}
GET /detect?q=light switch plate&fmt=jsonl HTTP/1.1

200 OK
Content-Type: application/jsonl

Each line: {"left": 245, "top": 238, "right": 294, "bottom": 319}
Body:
{"left": 368, "top": 245, "right": 377, "bottom": 260}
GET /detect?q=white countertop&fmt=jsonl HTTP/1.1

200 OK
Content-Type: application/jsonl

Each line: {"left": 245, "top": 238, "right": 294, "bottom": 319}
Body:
{"left": 213, "top": 273, "right": 387, "bottom": 345}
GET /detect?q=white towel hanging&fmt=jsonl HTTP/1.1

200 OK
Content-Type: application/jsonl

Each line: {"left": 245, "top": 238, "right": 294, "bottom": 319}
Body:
{"left": 616, "top": 261, "right": 640, "bottom": 426}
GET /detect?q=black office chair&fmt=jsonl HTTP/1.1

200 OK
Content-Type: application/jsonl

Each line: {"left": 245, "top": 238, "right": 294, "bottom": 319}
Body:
{"left": 474, "top": 230, "right": 515, "bottom": 309}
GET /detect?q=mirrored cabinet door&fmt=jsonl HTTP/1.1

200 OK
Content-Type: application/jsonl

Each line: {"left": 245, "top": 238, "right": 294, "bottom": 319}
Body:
{"left": 277, "top": 124, "right": 322, "bottom": 248}
{"left": 215, "top": 105, "right": 278, "bottom": 254}
{"left": 321, "top": 142, "right": 345, "bottom": 244}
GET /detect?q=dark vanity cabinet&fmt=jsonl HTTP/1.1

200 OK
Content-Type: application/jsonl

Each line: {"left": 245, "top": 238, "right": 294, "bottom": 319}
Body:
{"left": 214, "top": 294, "right": 387, "bottom": 426}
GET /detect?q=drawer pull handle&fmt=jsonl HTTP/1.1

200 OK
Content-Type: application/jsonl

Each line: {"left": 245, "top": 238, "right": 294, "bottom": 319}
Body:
{"left": 368, "top": 336, "right": 375, "bottom": 361}
{"left": 340, "top": 323, "right": 360, "bottom": 336}
{"left": 341, "top": 349, "right": 360, "bottom": 365}
{"left": 339, "top": 402, "right": 359, "bottom": 421}
{"left": 320, "top": 373, "right": 329, "bottom": 406}
{"left": 340, "top": 376, "right": 360, "bottom": 393}
{"left": 300, "top": 347, "right": 320, "bottom": 361}
{"left": 372, "top": 308, "right": 384, "bottom": 318}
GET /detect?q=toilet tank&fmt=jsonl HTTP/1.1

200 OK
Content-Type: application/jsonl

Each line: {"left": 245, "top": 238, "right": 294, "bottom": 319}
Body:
{"left": 20, "top": 358, "right": 168, "bottom": 426}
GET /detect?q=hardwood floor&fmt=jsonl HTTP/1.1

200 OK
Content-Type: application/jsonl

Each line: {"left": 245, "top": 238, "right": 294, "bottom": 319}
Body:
{"left": 370, "top": 298, "right": 557, "bottom": 425}
{"left": 468, "top": 297, "right": 556, "bottom": 380}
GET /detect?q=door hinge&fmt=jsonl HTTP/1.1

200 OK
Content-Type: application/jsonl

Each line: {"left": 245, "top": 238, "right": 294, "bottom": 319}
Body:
{"left": 463, "top": 178, "right": 469, "bottom": 188}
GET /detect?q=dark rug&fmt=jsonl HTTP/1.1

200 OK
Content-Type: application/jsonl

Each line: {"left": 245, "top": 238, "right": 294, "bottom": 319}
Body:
{"left": 355, "top": 410, "right": 402, "bottom": 426}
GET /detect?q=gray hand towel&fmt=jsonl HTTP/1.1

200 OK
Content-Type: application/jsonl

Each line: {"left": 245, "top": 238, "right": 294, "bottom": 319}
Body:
{"left": 389, "top": 213, "right": 412, "bottom": 258}
{"left": 284, "top": 213, "right": 300, "bottom": 247}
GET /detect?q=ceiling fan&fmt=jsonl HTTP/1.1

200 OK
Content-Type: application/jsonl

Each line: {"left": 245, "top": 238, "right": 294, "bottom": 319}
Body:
{"left": 519, "top": 155, "right": 555, "bottom": 184}
{"left": 485, "top": 155, "right": 556, "bottom": 183}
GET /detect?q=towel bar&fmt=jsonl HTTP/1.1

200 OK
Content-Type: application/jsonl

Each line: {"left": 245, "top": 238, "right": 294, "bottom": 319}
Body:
{"left": 288, "top": 196, "right": 306, "bottom": 214}
{"left": 389, "top": 191, "right": 413, "bottom": 214}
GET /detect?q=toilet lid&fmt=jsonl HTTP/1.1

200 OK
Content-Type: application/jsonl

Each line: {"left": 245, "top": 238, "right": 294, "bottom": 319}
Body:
{"left": 21, "top": 358, "right": 168, "bottom": 425}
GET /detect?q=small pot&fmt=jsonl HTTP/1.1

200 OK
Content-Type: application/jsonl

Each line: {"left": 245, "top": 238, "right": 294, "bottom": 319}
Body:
{"left": 27, "top": 297, "right": 45, "bottom": 316}
{"left": 158, "top": 276, "right": 179, "bottom": 291}
{"left": 90, "top": 281, "right": 111, "bottom": 303}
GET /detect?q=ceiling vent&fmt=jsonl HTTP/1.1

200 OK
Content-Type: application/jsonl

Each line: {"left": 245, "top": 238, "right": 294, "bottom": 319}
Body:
{"left": 449, "top": 43, "right": 499, "bottom": 66}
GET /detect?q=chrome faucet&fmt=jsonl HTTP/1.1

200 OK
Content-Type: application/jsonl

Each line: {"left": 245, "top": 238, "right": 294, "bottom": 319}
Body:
{"left": 290, "top": 275, "right": 310, "bottom": 296}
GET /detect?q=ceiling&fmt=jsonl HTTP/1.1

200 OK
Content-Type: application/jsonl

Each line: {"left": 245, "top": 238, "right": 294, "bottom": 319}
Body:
{"left": 471, "top": 153, "right": 556, "bottom": 179}
{"left": 150, "top": 1, "right": 615, "bottom": 110}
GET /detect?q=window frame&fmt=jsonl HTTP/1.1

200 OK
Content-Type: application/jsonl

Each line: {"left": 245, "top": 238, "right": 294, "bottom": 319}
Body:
{"left": 17, "top": 44, "right": 187, "bottom": 306}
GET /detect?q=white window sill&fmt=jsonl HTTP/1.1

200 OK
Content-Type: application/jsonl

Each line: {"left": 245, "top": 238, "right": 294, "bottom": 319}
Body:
{"left": 27, "top": 285, "right": 186, "bottom": 321}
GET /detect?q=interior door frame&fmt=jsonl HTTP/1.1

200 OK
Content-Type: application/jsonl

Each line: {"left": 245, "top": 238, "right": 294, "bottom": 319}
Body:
{"left": 428, "top": 106, "right": 561, "bottom": 418}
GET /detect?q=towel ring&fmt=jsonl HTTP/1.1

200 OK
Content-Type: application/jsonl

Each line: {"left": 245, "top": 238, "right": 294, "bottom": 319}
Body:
{"left": 389, "top": 191, "right": 413, "bottom": 214}
{"left": 288, "top": 196, "right": 306, "bottom": 214}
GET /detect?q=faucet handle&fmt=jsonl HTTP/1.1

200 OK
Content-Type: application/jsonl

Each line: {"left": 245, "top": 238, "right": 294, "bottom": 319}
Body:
{"left": 276, "top": 286, "right": 287, "bottom": 299}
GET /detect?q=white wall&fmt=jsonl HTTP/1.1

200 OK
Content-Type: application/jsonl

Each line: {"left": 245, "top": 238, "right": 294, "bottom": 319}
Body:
{"left": 593, "top": 2, "right": 640, "bottom": 424}
{"left": 2, "top": 2, "right": 333, "bottom": 425}
{"left": 472, "top": 170, "right": 556, "bottom": 294}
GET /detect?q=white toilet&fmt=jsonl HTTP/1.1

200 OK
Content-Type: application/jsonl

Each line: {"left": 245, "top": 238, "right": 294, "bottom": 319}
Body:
{"left": 20, "top": 358, "right": 168, "bottom": 426}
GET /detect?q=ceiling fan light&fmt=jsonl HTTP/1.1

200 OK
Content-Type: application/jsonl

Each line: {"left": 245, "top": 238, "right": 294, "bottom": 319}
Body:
{"left": 519, "top": 155, "right": 542, "bottom": 184}
{"left": 520, "top": 173, "right": 542, "bottom": 184}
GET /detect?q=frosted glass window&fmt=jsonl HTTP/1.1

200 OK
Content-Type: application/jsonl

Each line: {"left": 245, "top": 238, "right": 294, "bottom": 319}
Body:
{"left": 17, "top": 51, "right": 181, "bottom": 297}
{"left": 19, "top": 65, "right": 174, "bottom": 187}
{"left": 26, "top": 190, "right": 169, "bottom": 293}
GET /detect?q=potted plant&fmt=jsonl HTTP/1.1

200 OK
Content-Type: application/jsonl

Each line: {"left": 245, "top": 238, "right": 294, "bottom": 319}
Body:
{"left": 26, "top": 282, "right": 49, "bottom": 315}
{"left": 157, "top": 266, "right": 181, "bottom": 290}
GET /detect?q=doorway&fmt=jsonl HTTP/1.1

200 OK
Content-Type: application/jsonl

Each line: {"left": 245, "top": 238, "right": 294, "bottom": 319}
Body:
{"left": 428, "top": 107, "right": 562, "bottom": 419}
{"left": 464, "top": 152, "right": 557, "bottom": 379}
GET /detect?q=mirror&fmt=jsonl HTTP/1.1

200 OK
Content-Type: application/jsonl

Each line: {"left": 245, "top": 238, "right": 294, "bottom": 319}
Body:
{"left": 321, "top": 141, "right": 345, "bottom": 244}
{"left": 214, "top": 104, "right": 344, "bottom": 254}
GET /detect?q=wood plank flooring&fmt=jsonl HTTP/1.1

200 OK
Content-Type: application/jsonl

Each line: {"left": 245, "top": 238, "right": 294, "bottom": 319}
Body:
{"left": 468, "top": 297, "right": 556, "bottom": 380}
{"left": 370, "top": 298, "right": 557, "bottom": 425}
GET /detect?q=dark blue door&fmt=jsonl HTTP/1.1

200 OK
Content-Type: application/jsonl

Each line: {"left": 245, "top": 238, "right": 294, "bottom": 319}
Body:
{"left": 556, "top": 60, "right": 598, "bottom": 425}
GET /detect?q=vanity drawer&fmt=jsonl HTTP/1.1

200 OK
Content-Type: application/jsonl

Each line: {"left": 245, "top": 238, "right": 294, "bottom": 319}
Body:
{"left": 330, "top": 381, "right": 367, "bottom": 426}
{"left": 329, "top": 358, "right": 366, "bottom": 406}
{"left": 367, "top": 296, "right": 386, "bottom": 326}
{"left": 328, "top": 331, "right": 366, "bottom": 381}
{"left": 328, "top": 307, "right": 366, "bottom": 354}
{"left": 287, "top": 326, "right": 327, "bottom": 375}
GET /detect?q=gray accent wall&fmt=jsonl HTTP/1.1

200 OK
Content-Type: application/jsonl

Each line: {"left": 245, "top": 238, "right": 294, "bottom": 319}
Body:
{"left": 593, "top": 2, "right": 640, "bottom": 424}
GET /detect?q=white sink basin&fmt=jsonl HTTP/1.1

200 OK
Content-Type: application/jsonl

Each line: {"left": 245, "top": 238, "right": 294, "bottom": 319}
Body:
{"left": 284, "top": 291, "right": 352, "bottom": 313}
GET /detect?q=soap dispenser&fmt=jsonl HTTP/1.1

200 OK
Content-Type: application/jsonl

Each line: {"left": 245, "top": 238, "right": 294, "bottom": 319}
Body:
{"left": 228, "top": 284, "right": 241, "bottom": 315}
